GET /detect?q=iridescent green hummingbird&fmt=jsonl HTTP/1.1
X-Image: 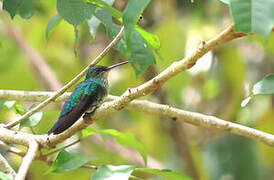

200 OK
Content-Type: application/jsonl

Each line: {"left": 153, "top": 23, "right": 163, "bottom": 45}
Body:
{"left": 48, "top": 61, "right": 128, "bottom": 135}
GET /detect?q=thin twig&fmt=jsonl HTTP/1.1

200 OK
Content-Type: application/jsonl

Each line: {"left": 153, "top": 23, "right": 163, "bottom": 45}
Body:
{"left": 0, "top": 153, "right": 16, "bottom": 178}
{"left": 15, "top": 140, "right": 38, "bottom": 180}
{"left": 0, "top": 140, "right": 26, "bottom": 157}
{"left": 44, "top": 139, "right": 80, "bottom": 156}
{"left": 4, "top": 26, "right": 124, "bottom": 129}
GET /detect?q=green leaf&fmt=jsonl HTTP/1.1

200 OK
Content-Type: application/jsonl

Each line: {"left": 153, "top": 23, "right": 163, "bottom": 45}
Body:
{"left": 88, "top": 6, "right": 155, "bottom": 77}
{"left": 123, "top": 0, "right": 151, "bottom": 52}
{"left": 3, "top": 101, "right": 16, "bottom": 109}
{"left": 106, "top": 24, "right": 156, "bottom": 77}
{"left": 3, "top": 0, "right": 37, "bottom": 19}
{"left": 46, "top": 14, "right": 63, "bottom": 40}
{"left": 252, "top": 74, "right": 274, "bottom": 95}
{"left": 14, "top": 104, "right": 26, "bottom": 115}
{"left": 0, "top": 171, "right": 13, "bottom": 180}
{"left": 57, "top": 0, "right": 93, "bottom": 26}
{"left": 82, "top": 127, "right": 147, "bottom": 165}
{"left": 92, "top": 165, "right": 135, "bottom": 180}
{"left": 87, "top": 0, "right": 115, "bottom": 38}
{"left": 136, "top": 27, "right": 161, "bottom": 49}
{"left": 229, "top": 0, "right": 274, "bottom": 40}
{"left": 47, "top": 149, "right": 94, "bottom": 173}
{"left": 20, "top": 112, "right": 43, "bottom": 128}
{"left": 86, "top": 0, "right": 122, "bottom": 21}
{"left": 86, "top": 0, "right": 161, "bottom": 49}
{"left": 2, "top": 0, "right": 20, "bottom": 18}
{"left": 135, "top": 168, "right": 192, "bottom": 180}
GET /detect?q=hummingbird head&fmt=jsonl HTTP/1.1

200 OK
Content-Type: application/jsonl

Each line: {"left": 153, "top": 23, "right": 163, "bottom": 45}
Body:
{"left": 85, "top": 61, "right": 128, "bottom": 80}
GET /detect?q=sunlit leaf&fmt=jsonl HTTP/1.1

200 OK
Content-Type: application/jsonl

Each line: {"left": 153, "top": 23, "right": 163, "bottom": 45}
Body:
{"left": 47, "top": 149, "right": 94, "bottom": 173}
{"left": 252, "top": 74, "right": 274, "bottom": 95}
{"left": 3, "top": 101, "right": 16, "bottom": 109}
{"left": 46, "top": 14, "right": 63, "bottom": 40}
{"left": 20, "top": 112, "right": 43, "bottom": 128}
{"left": 135, "top": 168, "right": 192, "bottom": 180}
{"left": 123, "top": 0, "right": 150, "bottom": 52}
{"left": 14, "top": 104, "right": 26, "bottom": 115}
{"left": 0, "top": 171, "right": 13, "bottom": 180}
{"left": 136, "top": 27, "right": 161, "bottom": 49}
{"left": 106, "top": 23, "right": 155, "bottom": 77}
{"left": 87, "top": 0, "right": 115, "bottom": 39}
{"left": 82, "top": 127, "right": 147, "bottom": 165}
{"left": 86, "top": 0, "right": 161, "bottom": 50}
{"left": 229, "top": 0, "right": 274, "bottom": 39}
{"left": 92, "top": 165, "right": 135, "bottom": 180}
{"left": 86, "top": 0, "right": 122, "bottom": 21}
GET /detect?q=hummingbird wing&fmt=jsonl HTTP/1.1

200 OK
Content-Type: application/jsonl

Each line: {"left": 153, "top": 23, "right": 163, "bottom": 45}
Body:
{"left": 48, "top": 81, "right": 106, "bottom": 135}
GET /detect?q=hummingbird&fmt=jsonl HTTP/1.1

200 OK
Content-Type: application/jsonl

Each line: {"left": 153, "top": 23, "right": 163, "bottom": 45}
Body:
{"left": 48, "top": 61, "right": 128, "bottom": 135}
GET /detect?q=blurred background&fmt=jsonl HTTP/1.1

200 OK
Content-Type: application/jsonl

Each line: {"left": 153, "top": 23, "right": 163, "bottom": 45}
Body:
{"left": 0, "top": 0, "right": 274, "bottom": 179}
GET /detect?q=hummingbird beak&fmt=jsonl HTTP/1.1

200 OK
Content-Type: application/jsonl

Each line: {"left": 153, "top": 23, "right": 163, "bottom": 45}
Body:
{"left": 106, "top": 61, "right": 129, "bottom": 71}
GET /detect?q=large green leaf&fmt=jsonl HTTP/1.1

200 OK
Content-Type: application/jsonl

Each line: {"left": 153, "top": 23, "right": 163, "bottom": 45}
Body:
{"left": 229, "top": 0, "right": 274, "bottom": 39}
{"left": 57, "top": 0, "right": 93, "bottom": 26}
{"left": 87, "top": 0, "right": 115, "bottom": 38}
{"left": 47, "top": 149, "right": 94, "bottom": 173}
{"left": 3, "top": 0, "right": 37, "bottom": 19}
{"left": 86, "top": 0, "right": 161, "bottom": 50}
{"left": 88, "top": 5, "right": 155, "bottom": 77}
{"left": 123, "top": 0, "right": 151, "bottom": 52}
{"left": 92, "top": 165, "right": 135, "bottom": 180}
{"left": 252, "top": 74, "right": 274, "bottom": 95}
{"left": 82, "top": 127, "right": 147, "bottom": 165}
{"left": 135, "top": 168, "right": 192, "bottom": 180}
{"left": 106, "top": 23, "right": 155, "bottom": 77}
{"left": 46, "top": 14, "right": 63, "bottom": 40}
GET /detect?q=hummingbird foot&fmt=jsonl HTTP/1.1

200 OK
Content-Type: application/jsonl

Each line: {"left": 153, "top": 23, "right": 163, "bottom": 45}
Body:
{"left": 83, "top": 112, "right": 94, "bottom": 124}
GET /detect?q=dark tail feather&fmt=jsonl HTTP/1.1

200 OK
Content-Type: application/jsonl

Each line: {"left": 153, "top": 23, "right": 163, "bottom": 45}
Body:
{"left": 48, "top": 115, "right": 79, "bottom": 135}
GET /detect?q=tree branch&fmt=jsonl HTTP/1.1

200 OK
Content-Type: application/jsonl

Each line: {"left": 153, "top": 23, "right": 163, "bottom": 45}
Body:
{"left": 1, "top": 90, "right": 274, "bottom": 147}
{"left": 0, "top": 140, "right": 26, "bottom": 157}
{"left": 3, "top": 26, "right": 124, "bottom": 129}
{"left": 15, "top": 141, "right": 38, "bottom": 180}
{"left": 0, "top": 153, "right": 16, "bottom": 178}
{"left": 95, "top": 25, "right": 245, "bottom": 117}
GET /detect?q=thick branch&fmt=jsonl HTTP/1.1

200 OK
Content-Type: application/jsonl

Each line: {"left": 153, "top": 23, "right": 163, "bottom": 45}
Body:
{"left": 1, "top": 90, "right": 274, "bottom": 147}
{"left": 96, "top": 25, "right": 245, "bottom": 116}
{"left": 15, "top": 141, "right": 38, "bottom": 180}
{"left": 0, "top": 153, "right": 16, "bottom": 178}
{"left": 121, "top": 99, "right": 274, "bottom": 146}
{"left": 3, "top": 26, "right": 124, "bottom": 129}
